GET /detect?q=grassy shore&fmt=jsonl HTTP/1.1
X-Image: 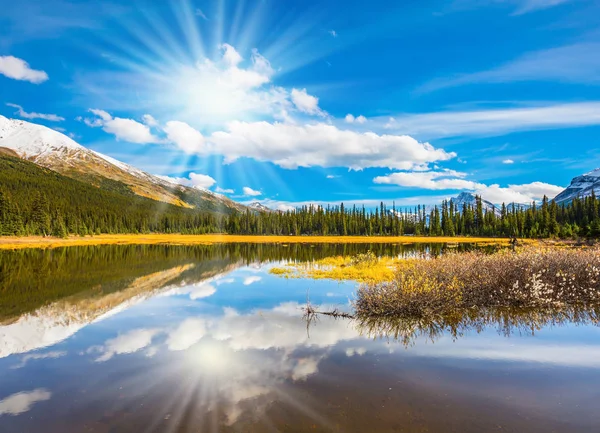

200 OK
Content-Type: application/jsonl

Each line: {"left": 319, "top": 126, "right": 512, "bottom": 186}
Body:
{"left": 0, "top": 234, "right": 519, "bottom": 250}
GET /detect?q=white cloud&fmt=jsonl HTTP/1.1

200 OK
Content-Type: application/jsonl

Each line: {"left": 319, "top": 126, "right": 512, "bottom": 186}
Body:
{"left": 374, "top": 170, "right": 482, "bottom": 190}
{"left": 216, "top": 187, "right": 234, "bottom": 194}
{"left": 290, "top": 88, "right": 325, "bottom": 116}
{"left": 0, "top": 389, "right": 51, "bottom": 416}
{"left": 163, "top": 120, "right": 205, "bottom": 153}
{"left": 95, "top": 329, "right": 160, "bottom": 362}
{"left": 159, "top": 45, "right": 282, "bottom": 124}
{"left": 382, "top": 102, "right": 600, "bottom": 139}
{"left": 156, "top": 172, "right": 216, "bottom": 190}
{"left": 345, "top": 114, "right": 367, "bottom": 124}
{"left": 208, "top": 121, "right": 455, "bottom": 170}
{"left": 373, "top": 170, "right": 563, "bottom": 203}
{"left": 5, "top": 103, "right": 64, "bottom": 122}
{"left": 243, "top": 276, "right": 262, "bottom": 286}
{"left": 142, "top": 114, "right": 158, "bottom": 127}
{"left": 326, "top": 174, "right": 339, "bottom": 179}
{"left": 243, "top": 186, "right": 262, "bottom": 196}
{"left": 502, "top": 159, "right": 515, "bottom": 164}
{"left": 328, "top": 29, "right": 338, "bottom": 38}
{"left": 85, "top": 109, "right": 160, "bottom": 144}
{"left": 0, "top": 56, "right": 48, "bottom": 84}
{"left": 504, "top": 181, "right": 564, "bottom": 200}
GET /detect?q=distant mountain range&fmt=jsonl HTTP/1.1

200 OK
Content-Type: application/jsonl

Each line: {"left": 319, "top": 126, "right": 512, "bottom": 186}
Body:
{"left": 0, "top": 115, "right": 245, "bottom": 214}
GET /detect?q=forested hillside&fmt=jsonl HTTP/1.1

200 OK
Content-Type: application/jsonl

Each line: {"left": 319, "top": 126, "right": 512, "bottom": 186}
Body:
{"left": 0, "top": 155, "right": 224, "bottom": 236}
{"left": 1, "top": 154, "right": 599, "bottom": 238}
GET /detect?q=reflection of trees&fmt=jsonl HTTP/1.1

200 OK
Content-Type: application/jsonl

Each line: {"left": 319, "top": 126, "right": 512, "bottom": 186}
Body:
{"left": 356, "top": 306, "right": 600, "bottom": 347}
{"left": 0, "top": 242, "right": 480, "bottom": 321}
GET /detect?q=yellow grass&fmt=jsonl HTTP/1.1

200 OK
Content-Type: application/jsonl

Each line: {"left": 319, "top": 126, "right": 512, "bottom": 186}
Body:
{"left": 0, "top": 234, "right": 523, "bottom": 250}
{"left": 270, "top": 254, "right": 400, "bottom": 283}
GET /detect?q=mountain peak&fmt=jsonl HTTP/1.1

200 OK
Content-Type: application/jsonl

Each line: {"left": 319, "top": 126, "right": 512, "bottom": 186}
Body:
{"left": 554, "top": 167, "right": 600, "bottom": 204}
{"left": 584, "top": 168, "right": 600, "bottom": 177}
{"left": 0, "top": 116, "right": 246, "bottom": 213}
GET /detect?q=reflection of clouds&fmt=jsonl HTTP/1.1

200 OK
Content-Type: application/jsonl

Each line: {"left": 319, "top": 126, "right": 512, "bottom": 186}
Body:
{"left": 345, "top": 347, "right": 366, "bottom": 357}
{"left": 243, "top": 276, "right": 262, "bottom": 286}
{"left": 92, "top": 329, "right": 161, "bottom": 362}
{"left": 166, "top": 319, "right": 207, "bottom": 351}
{"left": 188, "top": 283, "right": 216, "bottom": 300}
{"left": 0, "top": 389, "right": 51, "bottom": 416}
{"left": 10, "top": 351, "right": 67, "bottom": 369}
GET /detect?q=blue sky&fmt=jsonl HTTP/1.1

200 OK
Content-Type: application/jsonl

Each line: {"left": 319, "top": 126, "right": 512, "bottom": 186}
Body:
{"left": 1, "top": 0, "right": 599, "bottom": 210}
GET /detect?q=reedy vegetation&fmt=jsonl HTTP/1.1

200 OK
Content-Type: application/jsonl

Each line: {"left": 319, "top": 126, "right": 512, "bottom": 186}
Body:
{"left": 356, "top": 247, "right": 600, "bottom": 317}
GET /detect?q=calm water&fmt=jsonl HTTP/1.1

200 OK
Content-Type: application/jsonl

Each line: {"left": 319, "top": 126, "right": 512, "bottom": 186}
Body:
{"left": 1, "top": 243, "right": 599, "bottom": 432}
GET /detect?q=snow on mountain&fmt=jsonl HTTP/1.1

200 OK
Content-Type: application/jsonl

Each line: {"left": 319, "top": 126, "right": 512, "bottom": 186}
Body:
{"left": 554, "top": 168, "right": 600, "bottom": 204}
{"left": 248, "top": 202, "right": 273, "bottom": 212}
{"left": 0, "top": 115, "right": 244, "bottom": 212}
{"left": 0, "top": 115, "right": 83, "bottom": 158}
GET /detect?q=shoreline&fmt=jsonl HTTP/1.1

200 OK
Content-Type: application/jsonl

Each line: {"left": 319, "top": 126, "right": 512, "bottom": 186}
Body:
{"left": 0, "top": 234, "right": 522, "bottom": 250}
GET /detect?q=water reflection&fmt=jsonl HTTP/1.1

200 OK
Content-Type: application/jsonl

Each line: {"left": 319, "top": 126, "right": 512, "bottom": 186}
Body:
{"left": 0, "top": 243, "right": 599, "bottom": 432}
{"left": 358, "top": 306, "right": 600, "bottom": 347}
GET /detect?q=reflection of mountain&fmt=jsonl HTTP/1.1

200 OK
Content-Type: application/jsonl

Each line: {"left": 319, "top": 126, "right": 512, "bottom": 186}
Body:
{"left": 0, "top": 260, "right": 242, "bottom": 359}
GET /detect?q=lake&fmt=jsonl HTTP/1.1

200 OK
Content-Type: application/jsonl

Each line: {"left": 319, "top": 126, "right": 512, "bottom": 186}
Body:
{"left": 1, "top": 243, "right": 599, "bottom": 432}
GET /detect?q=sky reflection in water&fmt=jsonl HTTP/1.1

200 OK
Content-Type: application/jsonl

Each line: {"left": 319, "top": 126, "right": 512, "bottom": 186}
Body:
{"left": 1, "top": 244, "right": 599, "bottom": 432}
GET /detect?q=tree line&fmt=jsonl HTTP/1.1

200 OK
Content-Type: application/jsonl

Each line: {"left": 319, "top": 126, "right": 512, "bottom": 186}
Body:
{"left": 1, "top": 155, "right": 598, "bottom": 239}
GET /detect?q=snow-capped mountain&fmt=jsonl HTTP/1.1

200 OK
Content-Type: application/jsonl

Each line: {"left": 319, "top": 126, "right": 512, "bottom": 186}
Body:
{"left": 248, "top": 202, "right": 273, "bottom": 212}
{"left": 554, "top": 168, "right": 600, "bottom": 204}
{"left": 451, "top": 192, "right": 500, "bottom": 216}
{"left": 0, "top": 115, "right": 244, "bottom": 213}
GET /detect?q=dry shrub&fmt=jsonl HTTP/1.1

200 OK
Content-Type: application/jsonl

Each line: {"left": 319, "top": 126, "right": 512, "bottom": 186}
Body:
{"left": 356, "top": 247, "right": 600, "bottom": 317}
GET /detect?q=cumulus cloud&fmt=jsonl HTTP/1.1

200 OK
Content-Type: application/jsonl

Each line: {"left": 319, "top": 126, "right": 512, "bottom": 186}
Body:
{"left": 85, "top": 109, "right": 160, "bottom": 143}
{"left": 156, "top": 172, "right": 216, "bottom": 190}
{"left": 208, "top": 121, "right": 455, "bottom": 170}
{"left": 163, "top": 120, "right": 205, "bottom": 153}
{"left": 503, "top": 159, "right": 515, "bottom": 164}
{"left": 503, "top": 181, "right": 564, "bottom": 200}
{"left": 345, "top": 114, "right": 367, "bottom": 124}
{"left": 216, "top": 187, "right": 234, "bottom": 194}
{"left": 291, "top": 88, "right": 325, "bottom": 116}
{"left": 328, "top": 30, "right": 338, "bottom": 38}
{"left": 374, "top": 170, "right": 482, "bottom": 190}
{"left": 6, "top": 103, "right": 64, "bottom": 122}
{"left": 374, "top": 170, "right": 563, "bottom": 203}
{"left": 243, "top": 186, "right": 262, "bottom": 196}
{"left": 0, "top": 56, "right": 48, "bottom": 83}
{"left": 0, "top": 389, "right": 51, "bottom": 416}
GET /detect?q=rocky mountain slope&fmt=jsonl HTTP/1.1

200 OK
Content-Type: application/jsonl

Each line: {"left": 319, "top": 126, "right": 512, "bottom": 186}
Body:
{"left": 554, "top": 168, "right": 600, "bottom": 204}
{"left": 0, "top": 115, "right": 245, "bottom": 214}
